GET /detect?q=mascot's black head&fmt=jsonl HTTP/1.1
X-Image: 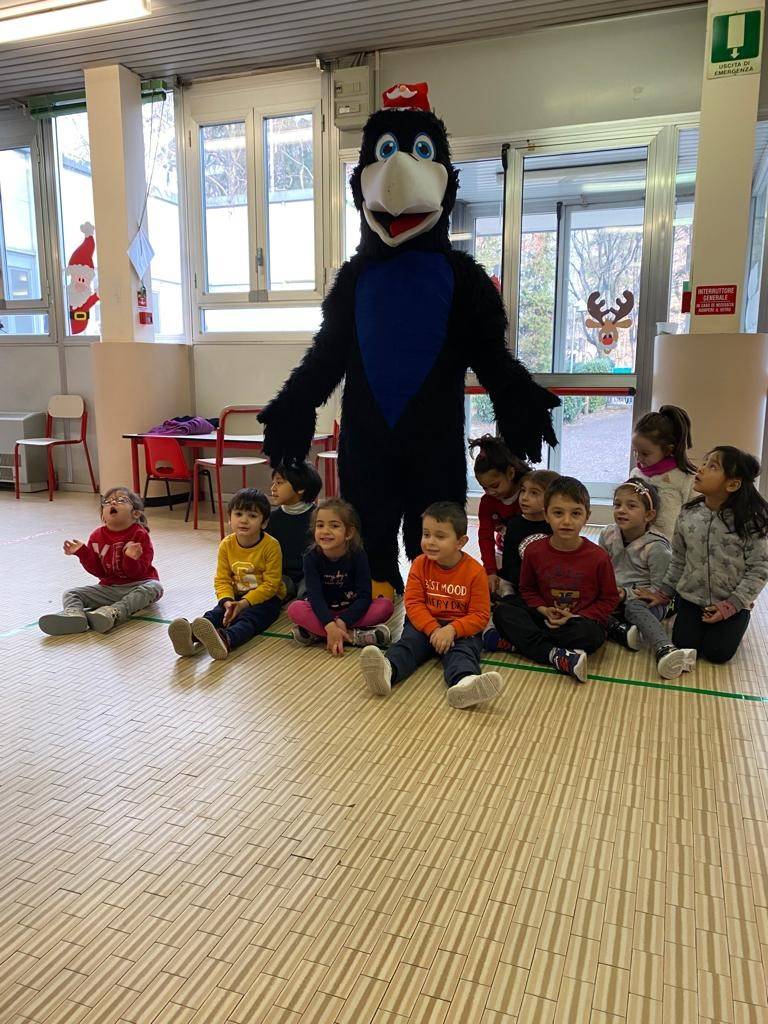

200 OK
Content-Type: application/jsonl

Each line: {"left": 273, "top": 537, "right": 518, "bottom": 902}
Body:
{"left": 349, "top": 108, "right": 459, "bottom": 258}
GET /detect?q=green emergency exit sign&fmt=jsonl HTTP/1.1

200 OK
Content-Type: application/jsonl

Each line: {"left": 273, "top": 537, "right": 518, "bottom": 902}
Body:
{"left": 708, "top": 9, "right": 762, "bottom": 78}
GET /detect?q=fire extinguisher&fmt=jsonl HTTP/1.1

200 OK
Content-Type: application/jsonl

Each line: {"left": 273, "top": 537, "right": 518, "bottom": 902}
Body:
{"left": 137, "top": 284, "right": 153, "bottom": 326}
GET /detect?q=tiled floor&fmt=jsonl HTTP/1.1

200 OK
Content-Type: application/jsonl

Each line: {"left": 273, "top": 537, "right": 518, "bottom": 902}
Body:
{"left": 2, "top": 490, "right": 768, "bottom": 1023}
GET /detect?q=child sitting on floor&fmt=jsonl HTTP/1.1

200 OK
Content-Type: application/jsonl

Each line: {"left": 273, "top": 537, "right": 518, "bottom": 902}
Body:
{"left": 468, "top": 434, "right": 530, "bottom": 597}
{"left": 600, "top": 479, "right": 696, "bottom": 679}
{"left": 168, "top": 488, "right": 283, "bottom": 660}
{"left": 492, "top": 477, "right": 619, "bottom": 683}
{"left": 39, "top": 486, "right": 163, "bottom": 635}
{"left": 268, "top": 461, "right": 322, "bottom": 599}
{"left": 483, "top": 468, "right": 560, "bottom": 652}
{"left": 286, "top": 499, "right": 394, "bottom": 654}
{"left": 639, "top": 446, "right": 768, "bottom": 665}
{"left": 359, "top": 501, "right": 504, "bottom": 709}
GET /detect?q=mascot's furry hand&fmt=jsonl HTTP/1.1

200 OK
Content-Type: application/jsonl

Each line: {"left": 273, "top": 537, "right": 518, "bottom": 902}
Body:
{"left": 496, "top": 380, "right": 560, "bottom": 465}
{"left": 258, "top": 399, "right": 318, "bottom": 469}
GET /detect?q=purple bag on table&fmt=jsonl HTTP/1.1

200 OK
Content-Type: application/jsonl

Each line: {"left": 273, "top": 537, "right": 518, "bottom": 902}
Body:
{"left": 147, "top": 416, "right": 215, "bottom": 435}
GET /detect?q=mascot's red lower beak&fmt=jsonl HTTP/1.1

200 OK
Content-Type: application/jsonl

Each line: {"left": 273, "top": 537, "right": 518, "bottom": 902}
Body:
{"left": 389, "top": 213, "right": 428, "bottom": 237}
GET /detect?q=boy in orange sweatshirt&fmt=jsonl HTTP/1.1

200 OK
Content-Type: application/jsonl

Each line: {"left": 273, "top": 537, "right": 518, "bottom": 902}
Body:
{"left": 360, "top": 502, "right": 504, "bottom": 709}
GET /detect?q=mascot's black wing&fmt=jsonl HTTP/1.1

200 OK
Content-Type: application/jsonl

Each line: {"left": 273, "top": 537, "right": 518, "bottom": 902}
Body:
{"left": 454, "top": 252, "right": 560, "bottom": 464}
{"left": 258, "top": 261, "right": 357, "bottom": 467}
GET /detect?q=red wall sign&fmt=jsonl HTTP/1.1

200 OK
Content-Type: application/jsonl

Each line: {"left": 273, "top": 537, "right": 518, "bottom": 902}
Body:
{"left": 694, "top": 285, "right": 737, "bottom": 315}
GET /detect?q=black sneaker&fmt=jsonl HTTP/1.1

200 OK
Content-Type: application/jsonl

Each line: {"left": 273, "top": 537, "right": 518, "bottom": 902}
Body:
{"left": 549, "top": 647, "right": 588, "bottom": 683}
{"left": 606, "top": 617, "right": 641, "bottom": 651}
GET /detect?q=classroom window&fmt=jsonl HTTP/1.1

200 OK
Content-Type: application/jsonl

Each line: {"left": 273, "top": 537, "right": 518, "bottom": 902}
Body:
{"left": 200, "top": 121, "right": 249, "bottom": 293}
{"left": 52, "top": 112, "right": 99, "bottom": 338}
{"left": 143, "top": 91, "right": 185, "bottom": 339}
{"left": 0, "top": 147, "right": 42, "bottom": 303}
{"left": 186, "top": 74, "right": 323, "bottom": 337}
{"left": 264, "top": 113, "right": 315, "bottom": 291}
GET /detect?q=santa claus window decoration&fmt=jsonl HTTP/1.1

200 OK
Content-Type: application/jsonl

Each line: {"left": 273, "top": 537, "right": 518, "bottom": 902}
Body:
{"left": 66, "top": 222, "right": 99, "bottom": 336}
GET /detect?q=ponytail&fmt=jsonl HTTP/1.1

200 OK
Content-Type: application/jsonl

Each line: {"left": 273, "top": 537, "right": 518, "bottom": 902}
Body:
{"left": 468, "top": 434, "right": 530, "bottom": 479}
{"left": 634, "top": 405, "right": 695, "bottom": 473}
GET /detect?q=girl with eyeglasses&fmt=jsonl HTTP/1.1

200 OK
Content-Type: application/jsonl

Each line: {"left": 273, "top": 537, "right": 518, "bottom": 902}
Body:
{"left": 38, "top": 486, "right": 163, "bottom": 636}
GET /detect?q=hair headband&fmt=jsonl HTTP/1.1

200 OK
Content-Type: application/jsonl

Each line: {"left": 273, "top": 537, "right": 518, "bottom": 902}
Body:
{"left": 619, "top": 480, "right": 655, "bottom": 510}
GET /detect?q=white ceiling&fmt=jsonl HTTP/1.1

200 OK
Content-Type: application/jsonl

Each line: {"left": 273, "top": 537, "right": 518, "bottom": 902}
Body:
{"left": 0, "top": 0, "right": 701, "bottom": 106}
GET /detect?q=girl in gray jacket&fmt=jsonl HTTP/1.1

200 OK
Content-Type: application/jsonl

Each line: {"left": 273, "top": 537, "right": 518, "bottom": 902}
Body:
{"left": 640, "top": 447, "right": 768, "bottom": 664}
{"left": 600, "top": 480, "right": 696, "bottom": 678}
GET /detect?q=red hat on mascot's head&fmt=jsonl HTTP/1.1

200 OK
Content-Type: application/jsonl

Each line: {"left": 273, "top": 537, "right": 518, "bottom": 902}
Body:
{"left": 381, "top": 82, "right": 430, "bottom": 111}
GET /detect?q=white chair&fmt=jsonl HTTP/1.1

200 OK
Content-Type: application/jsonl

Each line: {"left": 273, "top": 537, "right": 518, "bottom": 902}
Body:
{"left": 14, "top": 394, "right": 97, "bottom": 501}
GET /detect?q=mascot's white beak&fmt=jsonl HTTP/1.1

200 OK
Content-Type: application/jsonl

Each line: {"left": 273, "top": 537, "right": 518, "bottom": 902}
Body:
{"left": 361, "top": 151, "right": 448, "bottom": 247}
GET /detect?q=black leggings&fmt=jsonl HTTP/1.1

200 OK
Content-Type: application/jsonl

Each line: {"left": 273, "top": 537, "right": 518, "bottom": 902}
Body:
{"left": 672, "top": 597, "right": 750, "bottom": 664}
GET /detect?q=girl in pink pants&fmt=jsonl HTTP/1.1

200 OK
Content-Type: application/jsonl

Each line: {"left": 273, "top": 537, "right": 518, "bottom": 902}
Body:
{"left": 287, "top": 499, "right": 393, "bottom": 655}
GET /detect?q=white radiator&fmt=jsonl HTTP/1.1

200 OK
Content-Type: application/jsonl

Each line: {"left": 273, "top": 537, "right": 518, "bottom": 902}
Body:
{"left": 0, "top": 412, "right": 48, "bottom": 492}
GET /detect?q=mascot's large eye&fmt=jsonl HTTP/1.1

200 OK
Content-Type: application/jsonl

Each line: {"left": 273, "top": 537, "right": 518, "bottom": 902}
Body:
{"left": 412, "top": 134, "right": 435, "bottom": 160}
{"left": 375, "top": 133, "right": 399, "bottom": 161}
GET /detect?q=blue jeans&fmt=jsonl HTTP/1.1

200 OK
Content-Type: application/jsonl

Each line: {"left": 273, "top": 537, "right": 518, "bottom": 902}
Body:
{"left": 387, "top": 618, "right": 482, "bottom": 688}
{"left": 203, "top": 596, "right": 280, "bottom": 650}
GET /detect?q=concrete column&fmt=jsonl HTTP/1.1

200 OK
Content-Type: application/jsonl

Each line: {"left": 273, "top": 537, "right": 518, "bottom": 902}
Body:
{"left": 688, "top": 0, "right": 764, "bottom": 333}
{"left": 84, "top": 64, "right": 192, "bottom": 490}
{"left": 84, "top": 64, "right": 154, "bottom": 343}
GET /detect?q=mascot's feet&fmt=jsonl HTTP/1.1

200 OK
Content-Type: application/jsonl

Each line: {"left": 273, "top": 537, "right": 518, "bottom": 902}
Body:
{"left": 371, "top": 580, "right": 396, "bottom": 603}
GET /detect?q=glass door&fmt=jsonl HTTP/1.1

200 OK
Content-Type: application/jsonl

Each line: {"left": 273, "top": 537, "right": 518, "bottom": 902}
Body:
{"left": 515, "top": 147, "right": 648, "bottom": 496}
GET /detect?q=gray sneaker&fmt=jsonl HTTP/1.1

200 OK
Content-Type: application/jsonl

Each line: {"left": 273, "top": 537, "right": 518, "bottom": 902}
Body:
{"left": 38, "top": 609, "right": 89, "bottom": 636}
{"left": 351, "top": 624, "right": 391, "bottom": 648}
{"left": 192, "top": 617, "right": 230, "bottom": 660}
{"left": 360, "top": 645, "right": 393, "bottom": 696}
{"left": 86, "top": 606, "right": 121, "bottom": 634}
{"left": 168, "top": 618, "right": 200, "bottom": 657}
{"left": 291, "top": 626, "right": 317, "bottom": 646}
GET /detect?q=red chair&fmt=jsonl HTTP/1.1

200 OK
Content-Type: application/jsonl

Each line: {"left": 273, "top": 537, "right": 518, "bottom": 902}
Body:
{"left": 193, "top": 406, "right": 268, "bottom": 538}
{"left": 316, "top": 419, "right": 340, "bottom": 497}
{"left": 142, "top": 435, "right": 215, "bottom": 522}
{"left": 14, "top": 394, "right": 97, "bottom": 501}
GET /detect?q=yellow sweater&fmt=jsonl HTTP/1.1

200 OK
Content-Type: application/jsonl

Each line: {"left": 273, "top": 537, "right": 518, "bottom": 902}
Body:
{"left": 214, "top": 532, "right": 285, "bottom": 605}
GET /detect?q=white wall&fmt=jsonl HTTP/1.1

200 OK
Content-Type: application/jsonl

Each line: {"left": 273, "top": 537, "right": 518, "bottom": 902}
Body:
{"left": 376, "top": 8, "right": 708, "bottom": 142}
{"left": 0, "top": 342, "right": 98, "bottom": 489}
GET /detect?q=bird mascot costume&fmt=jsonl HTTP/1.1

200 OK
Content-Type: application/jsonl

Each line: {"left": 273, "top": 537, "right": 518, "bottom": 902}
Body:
{"left": 259, "top": 83, "right": 559, "bottom": 596}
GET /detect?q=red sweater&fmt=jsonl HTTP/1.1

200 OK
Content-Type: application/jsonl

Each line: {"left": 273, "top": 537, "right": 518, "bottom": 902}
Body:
{"left": 478, "top": 494, "right": 520, "bottom": 574}
{"left": 519, "top": 537, "right": 619, "bottom": 625}
{"left": 75, "top": 524, "right": 159, "bottom": 586}
{"left": 405, "top": 553, "right": 490, "bottom": 638}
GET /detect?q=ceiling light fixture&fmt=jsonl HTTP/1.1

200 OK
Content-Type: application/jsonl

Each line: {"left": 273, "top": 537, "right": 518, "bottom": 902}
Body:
{"left": 0, "top": 0, "right": 150, "bottom": 45}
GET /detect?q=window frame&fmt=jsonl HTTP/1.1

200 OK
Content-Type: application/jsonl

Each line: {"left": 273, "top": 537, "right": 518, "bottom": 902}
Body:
{"left": 0, "top": 113, "right": 53, "bottom": 342}
{"left": 184, "top": 70, "right": 325, "bottom": 342}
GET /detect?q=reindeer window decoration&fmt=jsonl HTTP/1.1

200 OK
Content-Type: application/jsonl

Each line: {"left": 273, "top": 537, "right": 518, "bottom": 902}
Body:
{"left": 585, "top": 290, "right": 635, "bottom": 355}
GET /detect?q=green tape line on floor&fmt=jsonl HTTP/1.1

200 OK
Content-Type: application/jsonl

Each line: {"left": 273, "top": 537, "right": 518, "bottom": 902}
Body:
{"left": 7, "top": 615, "right": 766, "bottom": 704}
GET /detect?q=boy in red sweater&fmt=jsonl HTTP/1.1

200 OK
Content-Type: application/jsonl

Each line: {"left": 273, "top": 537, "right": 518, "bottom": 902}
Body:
{"left": 492, "top": 477, "right": 619, "bottom": 682}
{"left": 39, "top": 486, "right": 163, "bottom": 635}
{"left": 360, "top": 501, "right": 503, "bottom": 709}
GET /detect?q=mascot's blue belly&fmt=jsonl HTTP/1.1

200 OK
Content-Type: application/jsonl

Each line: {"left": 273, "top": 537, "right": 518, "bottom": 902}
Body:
{"left": 355, "top": 251, "right": 454, "bottom": 428}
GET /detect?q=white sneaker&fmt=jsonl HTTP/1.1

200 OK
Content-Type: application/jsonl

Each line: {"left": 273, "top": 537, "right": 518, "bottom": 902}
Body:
{"left": 360, "top": 645, "right": 392, "bottom": 696}
{"left": 86, "top": 606, "right": 120, "bottom": 634}
{"left": 657, "top": 645, "right": 697, "bottom": 678}
{"left": 168, "top": 618, "right": 200, "bottom": 657}
{"left": 351, "top": 624, "right": 391, "bottom": 648}
{"left": 38, "top": 609, "right": 89, "bottom": 635}
{"left": 626, "top": 625, "right": 641, "bottom": 651}
{"left": 446, "top": 671, "right": 504, "bottom": 709}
